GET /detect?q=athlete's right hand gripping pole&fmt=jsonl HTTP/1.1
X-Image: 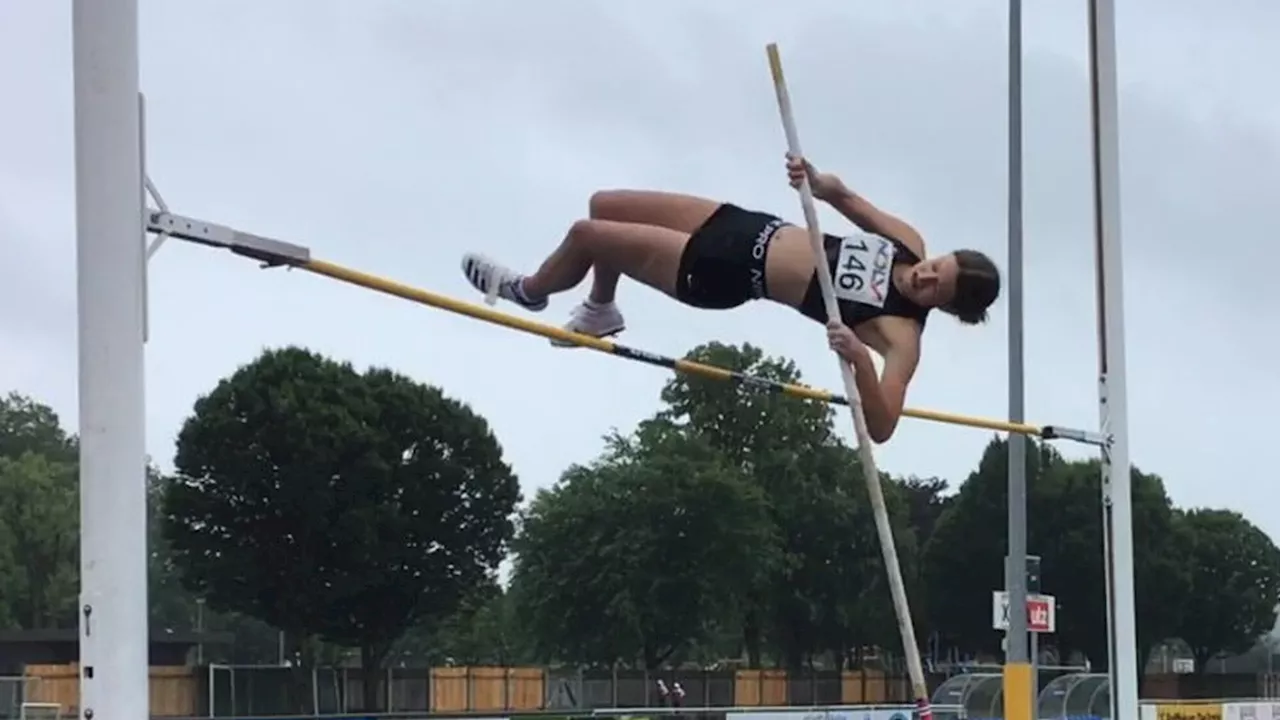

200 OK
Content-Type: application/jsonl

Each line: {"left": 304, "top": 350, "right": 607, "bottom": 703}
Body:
{"left": 765, "top": 43, "right": 932, "bottom": 720}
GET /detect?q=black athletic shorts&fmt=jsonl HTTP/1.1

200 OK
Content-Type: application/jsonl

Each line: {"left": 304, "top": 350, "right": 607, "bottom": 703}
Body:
{"left": 675, "top": 203, "right": 789, "bottom": 310}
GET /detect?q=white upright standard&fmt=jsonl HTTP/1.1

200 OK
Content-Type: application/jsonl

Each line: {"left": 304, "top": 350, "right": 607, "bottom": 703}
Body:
{"left": 1086, "top": 0, "right": 1139, "bottom": 718}
{"left": 73, "top": 0, "right": 150, "bottom": 718}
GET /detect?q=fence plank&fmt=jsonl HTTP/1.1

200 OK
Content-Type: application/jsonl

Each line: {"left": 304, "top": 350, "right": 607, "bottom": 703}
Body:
{"left": 23, "top": 663, "right": 197, "bottom": 717}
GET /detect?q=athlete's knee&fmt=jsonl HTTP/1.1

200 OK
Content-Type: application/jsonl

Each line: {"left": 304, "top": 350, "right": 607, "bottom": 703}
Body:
{"left": 567, "top": 217, "right": 637, "bottom": 265}
{"left": 587, "top": 189, "right": 634, "bottom": 220}
{"left": 566, "top": 218, "right": 609, "bottom": 249}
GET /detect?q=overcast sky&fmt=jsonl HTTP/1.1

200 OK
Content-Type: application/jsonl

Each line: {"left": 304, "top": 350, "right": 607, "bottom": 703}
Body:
{"left": 2, "top": 1, "right": 1277, "bottom": 546}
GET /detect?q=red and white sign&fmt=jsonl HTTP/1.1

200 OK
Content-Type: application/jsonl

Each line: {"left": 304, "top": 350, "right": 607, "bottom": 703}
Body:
{"left": 992, "top": 590, "right": 1056, "bottom": 633}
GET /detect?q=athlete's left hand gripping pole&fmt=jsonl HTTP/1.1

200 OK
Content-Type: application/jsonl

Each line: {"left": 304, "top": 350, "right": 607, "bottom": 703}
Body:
{"left": 765, "top": 43, "right": 932, "bottom": 720}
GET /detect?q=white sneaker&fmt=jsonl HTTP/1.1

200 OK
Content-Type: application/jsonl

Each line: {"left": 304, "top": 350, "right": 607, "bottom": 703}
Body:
{"left": 460, "top": 253, "right": 548, "bottom": 311}
{"left": 551, "top": 301, "right": 626, "bottom": 347}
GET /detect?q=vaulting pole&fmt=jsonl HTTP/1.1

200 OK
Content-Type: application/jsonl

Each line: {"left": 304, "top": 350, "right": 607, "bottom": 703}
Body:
{"left": 765, "top": 43, "right": 931, "bottom": 720}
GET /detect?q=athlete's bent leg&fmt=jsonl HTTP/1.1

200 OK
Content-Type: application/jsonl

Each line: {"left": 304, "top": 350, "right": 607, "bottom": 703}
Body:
{"left": 587, "top": 189, "right": 721, "bottom": 232}
{"left": 582, "top": 190, "right": 719, "bottom": 306}
{"left": 462, "top": 189, "right": 717, "bottom": 303}
{"left": 530, "top": 218, "right": 689, "bottom": 346}
{"left": 521, "top": 218, "right": 688, "bottom": 300}
{"left": 460, "top": 215, "right": 690, "bottom": 343}
{"left": 461, "top": 189, "right": 718, "bottom": 345}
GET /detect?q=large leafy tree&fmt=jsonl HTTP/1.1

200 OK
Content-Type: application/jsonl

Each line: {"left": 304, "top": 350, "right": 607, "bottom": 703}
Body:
{"left": 899, "top": 477, "right": 952, "bottom": 551}
{"left": 0, "top": 392, "right": 77, "bottom": 465}
{"left": 511, "top": 418, "right": 778, "bottom": 668}
{"left": 0, "top": 394, "right": 80, "bottom": 629}
{"left": 0, "top": 394, "right": 207, "bottom": 635}
{"left": 1034, "top": 458, "right": 1187, "bottom": 672}
{"left": 759, "top": 441, "right": 913, "bottom": 669}
{"left": 1175, "top": 508, "right": 1280, "bottom": 669}
{"left": 896, "top": 476, "right": 952, "bottom": 649}
{"left": 0, "top": 451, "right": 78, "bottom": 628}
{"left": 658, "top": 342, "right": 845, "bottom": 667}
{"left": 162, "top": 347, "right": 519, "bottom": 708}
{"left": 658, "top": 343, "right": 836, "bottom": 468}
{"left": 924, "top": 438, "right": 1056, "bottom": 657}
{"left": 149, "top": 467, "right": 199, "bottom": 633}
{"left": 924, "top": 438, "right": 1186, "bottom": 670}
{"left": 390, "top": 580, "right": 532, "bottom": 666}
{"left": 657, "top": 342, "right": 919, "bottom": 669}
{"left": 150, "top": 467, "right": 293, "bottom": 665}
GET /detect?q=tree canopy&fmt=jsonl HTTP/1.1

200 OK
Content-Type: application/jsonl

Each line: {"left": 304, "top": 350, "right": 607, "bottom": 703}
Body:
{"left": 0, "top": 338, "right": 1276, "bottom": 711}
{"left": 512, "top": 417, "right": 777, "bottom": 668}
{"left": 0, "top": 394, "right": 79, "bottom": 630}
{"left": 1175, "top": 508, "right": 1280, "bottom": 668}
{"left": 161, "top": 347, "right": 520, "bottom": 707}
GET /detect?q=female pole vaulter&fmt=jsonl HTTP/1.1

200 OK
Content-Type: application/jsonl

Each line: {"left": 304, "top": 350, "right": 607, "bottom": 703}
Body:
{"left": 460, "top": 155, "right": 1001, "bottom": 443}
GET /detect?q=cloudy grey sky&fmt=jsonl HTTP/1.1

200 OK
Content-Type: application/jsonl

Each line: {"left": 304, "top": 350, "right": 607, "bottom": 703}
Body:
{"left": 2, "top": 1, "right": 1277, "bottom": 544}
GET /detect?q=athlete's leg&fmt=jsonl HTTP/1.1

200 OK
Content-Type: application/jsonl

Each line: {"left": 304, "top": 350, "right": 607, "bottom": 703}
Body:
{"left": 459, "top": 213, "right": 689, "bottom": 340}
{"left": 460, "top": 189, "right": 723, "bottom": 344}
{"left": 520, "top": 218, "right": 688, "bottom": 301}
{"left": 462, "top": 217, "right": 689, "bottom": 346}
{"left": 583, "top": 190, "right": 721, "bottom": 303}
{"left": 587, "top": 189, "right": 721, "bottom": 230}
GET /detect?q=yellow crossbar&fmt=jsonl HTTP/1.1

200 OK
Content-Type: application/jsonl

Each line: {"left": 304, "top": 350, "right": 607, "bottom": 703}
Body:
{"left": 299, "top": 259, "right": 1052, "bottom": 440}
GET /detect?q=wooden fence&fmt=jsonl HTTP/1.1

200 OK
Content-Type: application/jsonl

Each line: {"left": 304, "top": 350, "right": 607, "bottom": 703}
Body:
{"left": 21, "top": 663, "right": 1278, "bottom": 717}
{"left": 18, "top": 665, "right": 914, "bottom": 716}
{"left": 430, "top": 667, "right": 545, "bottom": 712}
{"left": 24, "top": 664, "right": 197, "bottom": 717}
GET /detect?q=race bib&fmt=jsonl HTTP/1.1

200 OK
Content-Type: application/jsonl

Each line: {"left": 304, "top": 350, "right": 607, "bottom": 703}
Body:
{"left": 832, "top": 234, "right": 896, "bottom": 307}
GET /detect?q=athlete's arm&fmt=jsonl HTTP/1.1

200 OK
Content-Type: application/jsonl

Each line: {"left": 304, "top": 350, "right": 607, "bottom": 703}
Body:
{"left": 845, "top": 327, "right": 920, "bottom": 443}
{"left": 821, "top": 183, "right": 927, "bottom": 258}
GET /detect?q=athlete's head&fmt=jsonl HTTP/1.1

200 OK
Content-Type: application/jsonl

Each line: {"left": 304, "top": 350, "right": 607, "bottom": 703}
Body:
{"left": 904, "top": 249, "right": 1001, "bottom": 324}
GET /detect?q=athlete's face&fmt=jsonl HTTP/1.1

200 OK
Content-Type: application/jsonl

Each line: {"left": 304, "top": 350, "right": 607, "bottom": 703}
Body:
{"left": 905, "top": 254, "right": 961, "bottom": 308}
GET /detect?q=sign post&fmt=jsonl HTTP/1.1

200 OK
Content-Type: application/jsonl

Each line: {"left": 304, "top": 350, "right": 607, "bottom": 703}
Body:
{"left": 992, "top": 591, "right": 1057, "bottom": 634}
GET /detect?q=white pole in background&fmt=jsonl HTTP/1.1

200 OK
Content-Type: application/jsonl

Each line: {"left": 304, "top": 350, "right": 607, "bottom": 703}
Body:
{"left": 1004, "top": 1, "right": 1034, "bottom": 718}
{"left": 765, "top": 44, "right": 932, "bottom": 719}
{"left": 73, "top": 0, "right": 150, "bottom": 718}
{"left": 1085, "top": 0, "right": 1139, "bottom": 718}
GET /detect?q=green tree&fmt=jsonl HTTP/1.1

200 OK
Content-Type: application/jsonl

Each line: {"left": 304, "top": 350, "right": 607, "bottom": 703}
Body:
{"left": 433, "top": 588, "right": 524, "bottom": 665}
{"left": 657, "top": 342, "right": 841, "bottom": 667}
{"left": 924, "top": 439, "right": 1185, "bottom": 670}
{"left": 206, "top": 612, "right": 289, "bottom": 665}
{"left": 924, "top": 438, "right": 1053, "bottom": 657}
{"left": 1034, "top": 458, "right": 1186, "bottom": 672}
{"left": 0, "top": 393, "right": 80, "bottom": 629}
{"left": 0, "top": 392, "right": 77, "bottom": 465}
{"left": 511, "top": 418, "right": 779, "bottom": 668}
{"left": 658, "top": 343, "right": 836, "bottom": 468}
{"left": 392, "top": 581, "right": 531, "bottom": 666}
{"left": 0, "top": 393, "right": 81, "bottom": 629}
{"left": 0, "top": 393, "right": 202, "bottom": 635}
{"left": 149, "top": 468, "right": 200, "bottom": 633}
{"left": 752, "top": 440, "right": 912, "bottom": 669}
{"left": 895, "top": 475, "right": 952, "bottom": 652}
{"left": 0, "top": 451, "right": 79, "bottom": 628}
{"left": 149, "top": 467, "right": 296, "bottom": 667}
{"left": 162, "top": 347, "right": 520, "bottom": 709}
{"left": 656, "top": 342, "right": 923, "bottom": 669}
{"left": 899, "top": 476, "right": 952, "bottom": 550}
{"left": 1175, "top": 508, "right": 1280, "bottom": 670}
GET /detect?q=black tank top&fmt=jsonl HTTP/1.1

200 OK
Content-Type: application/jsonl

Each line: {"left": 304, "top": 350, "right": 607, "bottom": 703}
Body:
{"left": 797, "top": 232, "right": 930, "bottom": 328}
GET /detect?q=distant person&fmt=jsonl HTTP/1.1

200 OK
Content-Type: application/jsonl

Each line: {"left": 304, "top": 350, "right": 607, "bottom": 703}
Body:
{"left": 461, "top": 154, "right": 1000, "bottom": 442}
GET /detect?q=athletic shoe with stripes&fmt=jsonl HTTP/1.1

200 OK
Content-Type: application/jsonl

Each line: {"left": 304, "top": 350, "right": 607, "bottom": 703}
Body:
{"left": 550, "top": 300, "right": 626, "bottom": 347}
{"left": 460, "top": 253, "right": 548, "bottom": 311}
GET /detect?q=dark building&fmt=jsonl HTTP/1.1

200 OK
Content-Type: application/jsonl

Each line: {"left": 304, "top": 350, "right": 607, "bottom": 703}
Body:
{"left": 0, "top": 629, "right": 232, "bottom": 673}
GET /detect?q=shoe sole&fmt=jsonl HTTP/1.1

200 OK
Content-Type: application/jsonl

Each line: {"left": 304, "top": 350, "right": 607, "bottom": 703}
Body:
{"left": 550, "top": 324, "right": 626, "bottom": 348}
